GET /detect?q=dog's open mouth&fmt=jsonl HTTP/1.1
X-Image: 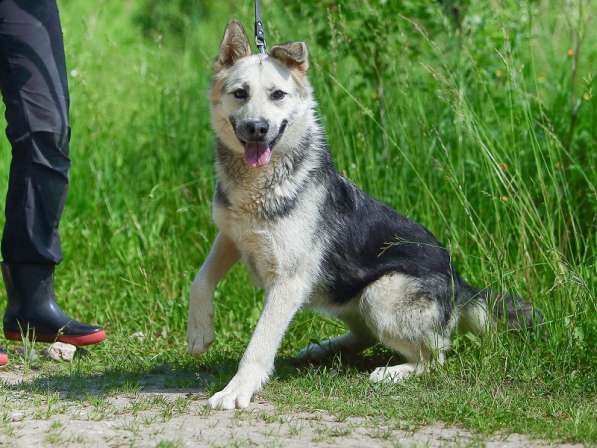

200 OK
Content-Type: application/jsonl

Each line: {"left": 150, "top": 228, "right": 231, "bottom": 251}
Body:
{"left": 244, "top": 142, "right": 272, "bottom": 168}
{"left": 242, "top": 120, "right": 288, "bottom": 168}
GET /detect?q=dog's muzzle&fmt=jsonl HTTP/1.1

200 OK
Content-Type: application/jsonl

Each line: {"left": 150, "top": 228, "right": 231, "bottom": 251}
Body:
{"left": 233, "top": 118, "right": 288, "bottom": 168}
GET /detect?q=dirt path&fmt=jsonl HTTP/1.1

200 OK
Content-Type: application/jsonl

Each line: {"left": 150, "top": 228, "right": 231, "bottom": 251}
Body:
{"left": 0, "top": 370, "right": 582, "bottom": 448}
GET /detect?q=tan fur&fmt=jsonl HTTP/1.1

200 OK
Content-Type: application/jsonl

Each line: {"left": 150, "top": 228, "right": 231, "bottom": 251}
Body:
{"left": 209, "top": 75, "right": 225, "bottom": 105}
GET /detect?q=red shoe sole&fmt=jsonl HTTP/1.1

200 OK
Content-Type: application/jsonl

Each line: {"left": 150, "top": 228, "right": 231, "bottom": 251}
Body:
{"left": 0, "top": 353, "right": 7, "bottom": 366}
{"left": 4, "top": 329, "right": 106, "bottom": 347}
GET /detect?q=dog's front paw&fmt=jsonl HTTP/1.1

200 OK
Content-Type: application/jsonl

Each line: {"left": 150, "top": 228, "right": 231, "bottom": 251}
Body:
{"left": 187, "top": 327, "right": 214, "bottom": 356}
{"left": 208, "top": 367, "right": 267, "bottom": 410}
{"left": 187, "top": 295, "right": 214, "bottom": 356}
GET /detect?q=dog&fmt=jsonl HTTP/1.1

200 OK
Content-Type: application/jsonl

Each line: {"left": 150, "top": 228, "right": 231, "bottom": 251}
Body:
{"left": 187, "top": 21, "right": 542, "bottom": 410}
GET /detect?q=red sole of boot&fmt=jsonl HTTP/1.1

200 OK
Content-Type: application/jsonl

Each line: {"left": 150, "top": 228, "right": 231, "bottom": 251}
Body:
{"left": 4, "top": 329, "right": 106, "bottom": 346}
{"left": 0, "top": 353, "right": 7, "bottom": 366}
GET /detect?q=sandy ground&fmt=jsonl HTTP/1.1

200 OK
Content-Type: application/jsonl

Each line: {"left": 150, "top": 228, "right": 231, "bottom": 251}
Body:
{"left": 0, "top": 369, "right": 583, "bottom": 448}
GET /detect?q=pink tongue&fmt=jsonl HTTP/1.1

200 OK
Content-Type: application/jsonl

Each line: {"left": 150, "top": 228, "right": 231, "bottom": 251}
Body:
{"left": 244, "top": 142, "right": 272, "bottom": 168}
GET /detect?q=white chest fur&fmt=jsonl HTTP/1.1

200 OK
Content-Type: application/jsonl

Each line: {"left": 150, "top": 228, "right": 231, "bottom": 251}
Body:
{"left": 212, "top": 183, "right": 325, "bottom": 289}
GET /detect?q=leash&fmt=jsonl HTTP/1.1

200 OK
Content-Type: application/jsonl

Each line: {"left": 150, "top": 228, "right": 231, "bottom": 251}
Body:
{"left": 254, "top": 0, "right": 267, "bottom": 54}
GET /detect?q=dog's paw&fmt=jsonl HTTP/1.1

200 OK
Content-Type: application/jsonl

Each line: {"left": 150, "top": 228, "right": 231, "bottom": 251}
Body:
{"left": 208, "top": 368, "right": 266, "bottom": 410}
{"left": 186, "top": 313, "right": 214, "bottom": 356}
{"left": 187, "top": 289, "right": 215, "bottom": 356}
{"left": 207, "top": 386, "right": 253, "bottom": 410}
{"left": 186, "top": 310, "right": 214, "bottom": 356}
{"left": 187, "top": 329, "right": 214, "bottom": 356}
{"left": 369, "top": 364, "right": 416, "bottom": 384}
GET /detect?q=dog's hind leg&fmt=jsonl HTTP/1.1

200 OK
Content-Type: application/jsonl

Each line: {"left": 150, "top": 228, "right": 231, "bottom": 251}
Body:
{"left": 296, "top": 314, "right": 376, "bottom": 363}
{"left": 187, "top": 232, "right": 239, "bottom": 356}
{"left": 368, "top": 339, "right": 439, "bottom": 383}
{"left": 359, "top": 273, "right": 452, "bottom": 384}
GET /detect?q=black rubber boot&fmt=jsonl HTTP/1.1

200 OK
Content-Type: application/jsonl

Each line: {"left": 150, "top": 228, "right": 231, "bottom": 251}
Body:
{"left": 2, "top": 263, "right": 106, "bottom": 346}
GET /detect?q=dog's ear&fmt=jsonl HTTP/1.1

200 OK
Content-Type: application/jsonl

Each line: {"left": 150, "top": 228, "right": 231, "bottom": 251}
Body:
{"left": 270, "top": 42, "right": 309, "bottom": 74}
{"left": 215, "top": 21, "right": 251, "bottom": 71}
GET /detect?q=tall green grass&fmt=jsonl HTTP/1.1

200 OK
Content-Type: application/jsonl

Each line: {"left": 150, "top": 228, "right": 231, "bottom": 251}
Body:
{"left": 0, "top": 0, "right": 594, "bottom": 442}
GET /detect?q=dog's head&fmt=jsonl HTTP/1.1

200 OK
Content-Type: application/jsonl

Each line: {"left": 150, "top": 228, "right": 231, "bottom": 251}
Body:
{"left": 210, "top": 21, "right": 312, "bottom": 168}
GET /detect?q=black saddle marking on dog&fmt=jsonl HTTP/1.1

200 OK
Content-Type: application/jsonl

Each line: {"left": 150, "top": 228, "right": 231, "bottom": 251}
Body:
{"left": 314, "top": 165, "right": 461, "bottom": 327}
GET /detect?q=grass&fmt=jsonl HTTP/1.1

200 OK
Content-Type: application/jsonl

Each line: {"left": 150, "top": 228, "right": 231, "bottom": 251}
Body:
{"left": 0, "top": 0, "right": 595, "bottom": 444}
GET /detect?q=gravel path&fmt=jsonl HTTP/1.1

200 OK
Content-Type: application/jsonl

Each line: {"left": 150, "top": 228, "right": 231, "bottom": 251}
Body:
{"left": 0, "top": 370, "right": 582, "bottom": 448}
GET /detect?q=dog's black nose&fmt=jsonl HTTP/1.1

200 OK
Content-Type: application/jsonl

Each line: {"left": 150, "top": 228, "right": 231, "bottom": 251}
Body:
{"left": 239, "top": 118, "right": 269, "bottom": 141}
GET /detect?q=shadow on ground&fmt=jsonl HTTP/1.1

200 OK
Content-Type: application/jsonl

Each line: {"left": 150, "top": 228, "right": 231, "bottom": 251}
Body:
{"left": 3, "top": 346, "right": 403, "bottom": 400}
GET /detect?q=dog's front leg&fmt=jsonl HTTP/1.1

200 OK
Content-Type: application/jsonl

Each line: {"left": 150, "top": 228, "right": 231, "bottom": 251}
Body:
{"left": 187, "top": 232, "right": 239, "bottom": 356}
{"left": 208, "top": 277, "right": 308, "bottom": 410}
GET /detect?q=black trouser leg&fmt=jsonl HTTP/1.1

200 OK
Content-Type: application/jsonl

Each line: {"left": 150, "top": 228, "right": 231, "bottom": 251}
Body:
{"left": 0, "top": 0, "right": 70, "bottom": 264}
{"left": 0, "top": 1, "right": 104, "bottom": 346}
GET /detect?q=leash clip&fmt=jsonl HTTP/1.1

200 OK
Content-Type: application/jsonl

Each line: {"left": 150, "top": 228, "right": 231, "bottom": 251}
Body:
{"left": 255, "top": 0, "right": 267, "bottom": 54}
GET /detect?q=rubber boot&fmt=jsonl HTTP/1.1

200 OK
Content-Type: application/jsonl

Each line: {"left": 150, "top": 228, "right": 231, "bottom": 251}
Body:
{"left": 0, "top": 347, "right": 7, "bottom": 366}
{"left": 2, "top": 263, "right": 106, "bottom": 346}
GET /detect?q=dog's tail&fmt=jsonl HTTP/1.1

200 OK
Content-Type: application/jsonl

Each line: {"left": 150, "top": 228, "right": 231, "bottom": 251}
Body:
{"left": 458, "top": 283, "right": 544, "bottom": 334}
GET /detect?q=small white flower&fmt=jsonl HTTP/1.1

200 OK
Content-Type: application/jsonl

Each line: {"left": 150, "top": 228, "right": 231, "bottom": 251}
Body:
{"left": 70, "top": 68, "right": 78, "bottom": 78}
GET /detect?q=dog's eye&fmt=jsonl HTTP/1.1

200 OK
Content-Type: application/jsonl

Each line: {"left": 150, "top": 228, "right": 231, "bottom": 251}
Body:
{"left": 271, "top": 90, "right": 287, "bottom": 101}
{"left": 233, "top": 89, "right": 248, "bottom": 100}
